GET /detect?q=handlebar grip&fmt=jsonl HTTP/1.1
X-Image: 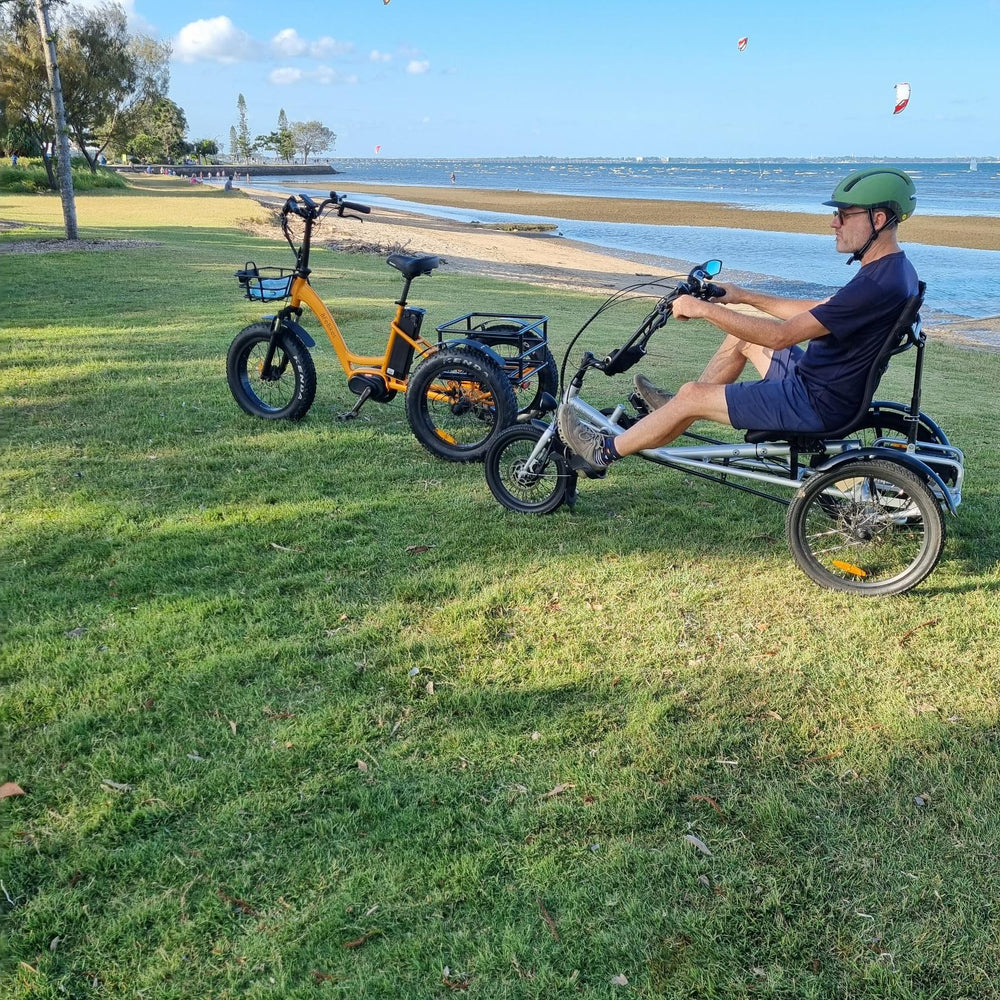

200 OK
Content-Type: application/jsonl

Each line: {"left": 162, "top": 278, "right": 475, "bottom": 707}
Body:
{"left": 282, "top": 196, "right": 300, "bottom": 216}
{"left": 704, "top": 282, "right": 725, "bottom": 299}
{"left": 340, "top": 199, "right": 371, "bottom": 215}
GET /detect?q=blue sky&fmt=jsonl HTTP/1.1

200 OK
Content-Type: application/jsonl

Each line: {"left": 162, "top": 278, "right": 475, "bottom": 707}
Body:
{"left": 88, "top": 0, "right": 999, "bottom": 159}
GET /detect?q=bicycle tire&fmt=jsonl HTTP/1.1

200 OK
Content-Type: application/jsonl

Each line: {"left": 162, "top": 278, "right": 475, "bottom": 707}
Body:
{"left": 405, "top": 347, "right": 518, "bottom": 462}
{"left": 484, "top": 424, "right": 572, "bottom": 514}
{"left": 786, "top": 458, "right": 945, "bottom": 596}
{"left": 226, "top": 322, "right": 316, "bottom": 420}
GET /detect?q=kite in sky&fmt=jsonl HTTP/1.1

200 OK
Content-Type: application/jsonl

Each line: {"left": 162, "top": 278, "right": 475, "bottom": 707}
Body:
{"left": 893, "top": 82, "right": 911, "bottom": 115}
{"left": 737, "top": 36, "right": 748, "bottom": 51}
{"left": 374, "top": 145, "right": 382, "bottom": 154}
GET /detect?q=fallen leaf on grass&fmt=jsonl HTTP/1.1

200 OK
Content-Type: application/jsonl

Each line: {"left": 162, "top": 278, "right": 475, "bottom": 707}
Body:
{"left": 269, "top": 542, "right": 303, "bottom": 553}
{"left": 537, "top": 897, "right": 559, "bottom": 940}
{"left": 442, "top": 968, "right": 473, "bottom": 991}
{"left": 312, "top": 970, "right": 336, "bottom": 983}
{"left": 228, "top": 720, "right": 238, "bottom": 736}
{"left": 897, "top": 617, "right": 940, "bottom": 646}
{"left": 64, "top": 627, "right": 87, "bottom": 639}
{"left": 342, "top": 929, "right": 380, "bottom": 949}
{"left": 100, "top": 780, "right": 133, "bottom": 793}
{"left": 405, "top": 544, "right": 432, "bottom": 554}
{"left": 683, "top": 834, "right": 713, "bottom": 856}
{"left": 0, "top": 782, "right": 25, "bottom": 799}
{"left": 218, "top": 891, "right": 258, "bottom": 916}
{"left": 356, "top": 760, "right": 369, "bottom": 773}
{"left": 690, "top": 794, "right": 724, "bottom": 817}
{"left": 610, "top": 973, "right": 629, "bottom": 986}
{"left": 540, "top": 783, "right": 575, "bottom": 800}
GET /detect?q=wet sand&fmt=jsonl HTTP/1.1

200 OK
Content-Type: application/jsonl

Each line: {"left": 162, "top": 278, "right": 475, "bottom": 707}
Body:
{"left": 300, "top": 182, "right": 1000, "bottom": 252}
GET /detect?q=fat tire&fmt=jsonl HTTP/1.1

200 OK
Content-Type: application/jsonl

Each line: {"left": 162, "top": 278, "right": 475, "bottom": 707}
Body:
{"left": 786, "top": 458, "right": 945, "bottom": 596}
{"left": 405, "top": 347, "right": 518, "bottom": 462}
{"left": 485, "top": 424, "right": 571, "bottom": 514}
{"left": 473, "top": 324, "right": 558, "bottom": 415}
{"left": 227, "top": 322, "right": 316, "bottom": 420}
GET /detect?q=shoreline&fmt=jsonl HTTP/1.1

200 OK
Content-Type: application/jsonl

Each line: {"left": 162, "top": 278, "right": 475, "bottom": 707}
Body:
{"left": 238, "top": 184, "right": 1000, "bottom": 349}
{"left": 291, "top": 181, "right": 1000, "bottom": 253}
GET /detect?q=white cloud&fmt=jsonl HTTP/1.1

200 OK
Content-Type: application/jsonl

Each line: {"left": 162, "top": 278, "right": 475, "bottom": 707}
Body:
{"left": 369, "top": 50, "right": 393, "bottom": 63}
{"left": 269, "top": 66, "right": 358, "bottom": 87}
{"left": 175, "top": 16, "right": 258, "bottom": 63}
{"left": 271, "top": 28, "right": 308, "bottom": 57}
{"left": 271, "top": 29, "right": 352, "bottom": 59}
{"left": 406, "top": 60, "right": 431, "bottom": 75}
{"left": 311, "top": 36, "right": 354, "bottom": 59}
{"left": 269, "top": 67, "right": 303, "bottom": 85}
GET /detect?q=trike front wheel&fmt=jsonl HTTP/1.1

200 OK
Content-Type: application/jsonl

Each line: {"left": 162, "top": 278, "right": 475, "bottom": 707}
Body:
{"left": 485, "top": 424, "right": 573, "bottom": 514}
{"left": 405, "top": 348, "right": 517, "bottom": 462}
{"left": 226, "top": 322, "right": 316, "bottom": 420}
{"left": 786, "top": 458, "right": 945, "bottom": 596}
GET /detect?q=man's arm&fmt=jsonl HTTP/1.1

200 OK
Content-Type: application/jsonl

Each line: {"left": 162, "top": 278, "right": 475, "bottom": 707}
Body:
{"left": 713, "top": 282, "right": 828, "bottom": 320}
{"left": 672, "top": 293, "right": 829, "bottom": 351}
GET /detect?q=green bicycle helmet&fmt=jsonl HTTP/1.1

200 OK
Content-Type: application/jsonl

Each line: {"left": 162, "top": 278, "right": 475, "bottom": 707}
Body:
{"left": 824, "top": 167, "right": 916, "bottom": 222}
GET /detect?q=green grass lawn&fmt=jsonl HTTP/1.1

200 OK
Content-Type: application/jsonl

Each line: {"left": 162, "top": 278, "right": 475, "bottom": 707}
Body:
{"left": 2, "top": 179, "right": 1000, "bottom": 999}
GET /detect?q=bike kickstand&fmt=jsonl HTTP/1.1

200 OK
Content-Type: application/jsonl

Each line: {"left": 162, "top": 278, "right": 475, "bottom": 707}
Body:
{"left": 337, "top": 387, "right": 372, "bottom": 421}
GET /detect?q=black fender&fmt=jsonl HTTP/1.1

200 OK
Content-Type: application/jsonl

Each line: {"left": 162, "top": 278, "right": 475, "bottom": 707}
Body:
{"left": 263, "top": 317, "right": 316, "bottom": 348}
{"left": 813, "top": 447, "right": 957, "bottom": 514}
{"left": 868, "top": 400, "right": 950, "bottom": 446}
{"left": 437, "top": 337, "right": 505, "bottom": 368}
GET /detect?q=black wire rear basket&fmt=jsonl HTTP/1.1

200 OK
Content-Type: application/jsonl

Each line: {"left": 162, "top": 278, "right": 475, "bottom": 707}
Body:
{"left": 234, "top": 262, "right": 295, "bottom": 302}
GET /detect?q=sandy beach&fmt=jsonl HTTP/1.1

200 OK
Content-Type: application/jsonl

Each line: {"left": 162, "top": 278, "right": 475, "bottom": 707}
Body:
{"left": 245, "top": 183, "right": 1000, "bottom": 346}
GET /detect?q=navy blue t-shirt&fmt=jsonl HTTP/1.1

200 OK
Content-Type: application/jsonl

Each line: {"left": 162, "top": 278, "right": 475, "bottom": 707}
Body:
{"left": 803, "top": 252, "right": 919, "bottom": 424}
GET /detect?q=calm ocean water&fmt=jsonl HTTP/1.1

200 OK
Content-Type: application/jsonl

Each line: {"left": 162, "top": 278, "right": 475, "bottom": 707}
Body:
{"left": 238, "top": 158, "right": 1000, "bottom": 326}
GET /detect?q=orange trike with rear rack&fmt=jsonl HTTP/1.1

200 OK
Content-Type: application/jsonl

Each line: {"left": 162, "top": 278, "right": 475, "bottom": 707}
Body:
{"left": 227, "top": 190, "right": 557, "bottom": 462}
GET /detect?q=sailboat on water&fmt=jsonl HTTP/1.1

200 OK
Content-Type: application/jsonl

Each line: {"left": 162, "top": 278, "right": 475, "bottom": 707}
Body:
{"left": 970, "top": 157, "right": 978, "bottom": 171}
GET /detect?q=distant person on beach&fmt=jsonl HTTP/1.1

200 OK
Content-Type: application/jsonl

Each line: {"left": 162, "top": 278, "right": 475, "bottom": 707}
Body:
{"left": 224, "top": 174, "right": 233, "bottom": 191}
{"left": 557, "top": 167, "right": 920, "bottom": 471}
{"left": 450, "top": 172, "right": 456, "bottom": 184}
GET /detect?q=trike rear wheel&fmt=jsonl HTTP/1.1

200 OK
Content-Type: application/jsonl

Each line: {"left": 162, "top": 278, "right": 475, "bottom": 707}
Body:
{"left": 405, "top": 348, "right": 517, "bottom": 462}
{"left": 473, "top": 325, "right": 558, "bottom": 416}
{"left": 226, "top": 322, "right": 316, "bottom": 420}
{"left": 786, "top": 458, "right": 945, "bottom": 596}
{"left": 485, "top": 424, "right": 573, "bottom": 514}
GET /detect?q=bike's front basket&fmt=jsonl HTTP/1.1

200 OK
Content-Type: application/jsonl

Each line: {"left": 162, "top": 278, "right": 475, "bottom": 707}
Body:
{"left": 235, "top": 262, "right": 294, "bottom": 302}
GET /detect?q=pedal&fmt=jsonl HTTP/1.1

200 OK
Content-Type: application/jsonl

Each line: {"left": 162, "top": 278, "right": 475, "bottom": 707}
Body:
{"left": 336, "top": 409, "right": 359, "bottom": 422}
{"left": 628, "top": 391, "right": 651, "bottom": 416}
{"left": 567, "top": 452, "right": 607, "bottom": 477}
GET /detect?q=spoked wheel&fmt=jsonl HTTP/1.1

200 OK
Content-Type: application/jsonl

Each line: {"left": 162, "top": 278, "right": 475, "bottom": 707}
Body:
{"left": 405, "top": 348, "right": 517, "bottom": 462}
{"left": 473, "top": 325, "right": 559, "bottom": 416}
{"left": 484, "top": 424, "right": 574, "bottom": 513}
{"left": 226, "top": 322, "right": 316, "bottom": 420}
{"left": 786, "top": 458, "right": 945, "bottom": 596}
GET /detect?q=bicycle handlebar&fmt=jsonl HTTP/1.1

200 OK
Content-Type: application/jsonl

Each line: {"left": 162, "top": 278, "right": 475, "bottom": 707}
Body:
{"left": 282, "top": 191, "right": 372, "bottom": 220}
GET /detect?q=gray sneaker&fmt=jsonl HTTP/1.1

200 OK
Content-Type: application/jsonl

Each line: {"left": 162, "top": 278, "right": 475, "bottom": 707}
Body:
{"left": 633, "top": 372, "right": 674, "bottom": 411}
{"left": 557, "top": 400, "right": 610, "bottom": 471}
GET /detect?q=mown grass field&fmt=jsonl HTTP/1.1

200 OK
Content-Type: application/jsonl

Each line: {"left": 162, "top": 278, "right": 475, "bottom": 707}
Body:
{"left": 2, "top": 178, "right": 999, "bottom": 999}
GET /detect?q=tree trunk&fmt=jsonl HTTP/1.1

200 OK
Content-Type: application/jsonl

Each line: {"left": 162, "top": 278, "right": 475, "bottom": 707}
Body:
{"left": 33, "top": 0, "right": 79, "bottom": 239}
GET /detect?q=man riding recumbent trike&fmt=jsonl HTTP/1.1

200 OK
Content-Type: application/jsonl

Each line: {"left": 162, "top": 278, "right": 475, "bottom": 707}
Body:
{"left": 483, "top": 169, "right": 964, "bottom": 596}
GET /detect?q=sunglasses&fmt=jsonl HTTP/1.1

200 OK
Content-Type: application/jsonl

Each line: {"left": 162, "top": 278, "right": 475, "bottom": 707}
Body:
{"left": 833, "top": 208, "right": 870, "bottom": 223}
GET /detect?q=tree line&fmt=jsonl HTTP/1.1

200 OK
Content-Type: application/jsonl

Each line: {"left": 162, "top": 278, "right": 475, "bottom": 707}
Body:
{"left": 0, "top": 0, "right": 336, "bottom": 189}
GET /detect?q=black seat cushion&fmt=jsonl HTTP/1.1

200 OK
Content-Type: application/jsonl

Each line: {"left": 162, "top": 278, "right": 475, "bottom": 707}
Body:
{"left": 387, "top": 254, "right": 440, "bottom": 279}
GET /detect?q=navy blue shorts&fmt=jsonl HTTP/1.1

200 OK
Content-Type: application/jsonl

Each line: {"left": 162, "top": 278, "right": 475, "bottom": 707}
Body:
{"left": 724, "top": 346, "right": 826, "bottom": 433}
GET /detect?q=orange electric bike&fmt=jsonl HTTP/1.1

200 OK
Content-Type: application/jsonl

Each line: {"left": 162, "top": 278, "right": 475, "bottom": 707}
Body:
{"left": 227, "top": 191, "right": 557, "bottom": 461}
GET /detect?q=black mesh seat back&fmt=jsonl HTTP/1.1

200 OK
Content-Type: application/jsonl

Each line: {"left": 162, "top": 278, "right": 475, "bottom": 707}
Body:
{"left": 744, "top": 281, "right": 925, "bottom": 445}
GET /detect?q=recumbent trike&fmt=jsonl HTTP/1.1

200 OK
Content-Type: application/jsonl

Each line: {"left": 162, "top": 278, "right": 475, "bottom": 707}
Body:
{"left": 483, "top": 261, "right": 964, "bottom": 596}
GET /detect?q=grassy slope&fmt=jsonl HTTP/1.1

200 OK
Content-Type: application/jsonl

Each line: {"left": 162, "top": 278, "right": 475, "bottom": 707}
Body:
{"left": 1, "top": 178, "right": 999, "bottom": 1000}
